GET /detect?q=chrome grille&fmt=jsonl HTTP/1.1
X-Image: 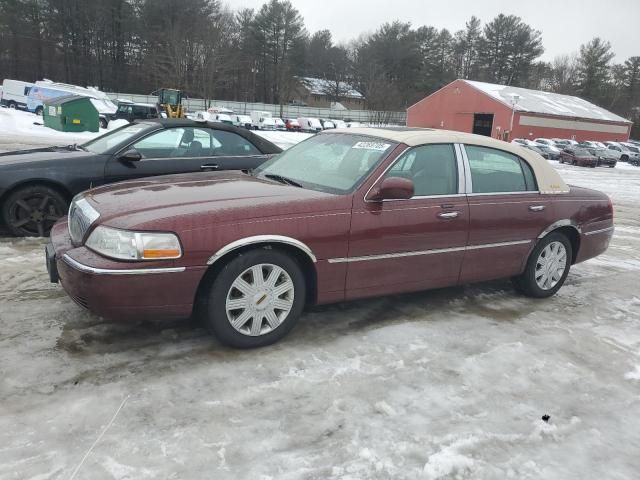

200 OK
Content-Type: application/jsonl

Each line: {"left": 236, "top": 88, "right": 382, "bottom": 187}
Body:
{"left": 68, "top": 198, "right": 99, "bottom": 245}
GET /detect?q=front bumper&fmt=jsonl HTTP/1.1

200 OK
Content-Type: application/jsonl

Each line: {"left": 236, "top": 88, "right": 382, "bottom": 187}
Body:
{"left": 47, "top": 219, "right": 206, "bottom": 320}
{"left": 597, "top": 158, "right": 617, "bottom": 167}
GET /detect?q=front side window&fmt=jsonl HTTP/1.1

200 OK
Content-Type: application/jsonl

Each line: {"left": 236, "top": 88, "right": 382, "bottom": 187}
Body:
{"left": 132, "top": 127, "right": 212, "bottom": 158}
{"left": 385, "top": 144, "right": 458, "bottom": 196}
{"left": 466, "top": 145, "right": 537, "bottom": 193}
{"left": 254, "top": 133, "right": 396, "bottom": 194}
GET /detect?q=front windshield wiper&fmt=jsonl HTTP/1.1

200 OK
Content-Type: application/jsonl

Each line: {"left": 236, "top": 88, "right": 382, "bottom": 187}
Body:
{"left": 263, "top": 173, "right": 303, "bottom": 188}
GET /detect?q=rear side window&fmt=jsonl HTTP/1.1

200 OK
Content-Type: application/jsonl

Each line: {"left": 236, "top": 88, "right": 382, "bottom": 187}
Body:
{"left": 210, "top": 130, "right": 260, "bottom": 155}
{"left": 465, "top": 145, "right": 537, "bottom": 193}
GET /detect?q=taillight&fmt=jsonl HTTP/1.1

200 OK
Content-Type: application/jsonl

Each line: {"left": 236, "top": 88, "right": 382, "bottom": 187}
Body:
{"left": 608, "top": 196, "right": 614, "bottom": 219}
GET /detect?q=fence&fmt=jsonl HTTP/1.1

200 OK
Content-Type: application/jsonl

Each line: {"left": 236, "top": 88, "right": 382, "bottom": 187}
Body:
{"left": 105, "top": 93, "right": 407, "bottom": 125}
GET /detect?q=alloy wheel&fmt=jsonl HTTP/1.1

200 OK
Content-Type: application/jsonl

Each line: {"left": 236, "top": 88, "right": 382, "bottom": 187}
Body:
{"left": 535, "top": 241, "right": 567, "bottom": 290}
{"left": 225, "top": 263, "right": 295, "bottom": 336}
{"left": 7, "top": 193, "right": 64, "bottom": 236}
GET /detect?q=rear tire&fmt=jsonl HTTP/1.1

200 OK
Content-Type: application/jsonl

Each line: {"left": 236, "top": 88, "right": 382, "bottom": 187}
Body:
{"left": 513, "top": 233, "right": 572, "bottom": 298}
{"left": 203, "top": 249, "right": 306, "bottom": 348}
{"left": 621, "top": 155, "right": 628, "bottom": 162}
{"left": 2, "top": 185, "right": 68, "bottom": 237}
{"left": 8, "top": 101, "right": 17, "bottom": 109}
{"left": 34, "top": 106, "right": 43, "bottom": 116}
{"left": 99, "top": 117, "right": 108, "bottom": 129}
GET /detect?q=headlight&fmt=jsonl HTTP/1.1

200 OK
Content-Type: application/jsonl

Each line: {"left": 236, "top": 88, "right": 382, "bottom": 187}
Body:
{"left": 85, "top": 226, "right": 182, "bottom": 261}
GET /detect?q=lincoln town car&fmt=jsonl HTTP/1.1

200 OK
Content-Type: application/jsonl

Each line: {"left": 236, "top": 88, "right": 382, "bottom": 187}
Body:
{"left": 46, "top": 128, "right": 614, "bottom": 348}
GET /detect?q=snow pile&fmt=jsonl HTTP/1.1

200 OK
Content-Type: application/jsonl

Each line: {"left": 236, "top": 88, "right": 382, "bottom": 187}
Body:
{"left": 0, "top": 108, "right": 310, "bottom": 151}
{"left": 0, "top": 108, "right": 104, "bottom": 146}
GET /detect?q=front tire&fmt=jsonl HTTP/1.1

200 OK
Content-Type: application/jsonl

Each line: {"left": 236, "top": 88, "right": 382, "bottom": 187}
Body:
{"left": 34, "top": 106, "right": 43, "bottom": 116}
{"left": 513, "top": 233, "right": 572, "bottom": 298}
{"left": 2, "top": 185, "right": 68, "bottom": 237}
{"left": 99, "top": 117, "right": 108, "bottom": 129}
{"left": 204, "top": 249, "right": 306, "bottom": 348}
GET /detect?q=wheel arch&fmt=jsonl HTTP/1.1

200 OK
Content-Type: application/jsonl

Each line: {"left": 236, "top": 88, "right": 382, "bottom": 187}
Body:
{"left": 0, "top": 179, "right": 73, "bottom": 209}
{"left": 193, "top": 237, "right": 319, "bottom": 316}
{"left": 537, "top": 221, "right": 581, "bottom": 264}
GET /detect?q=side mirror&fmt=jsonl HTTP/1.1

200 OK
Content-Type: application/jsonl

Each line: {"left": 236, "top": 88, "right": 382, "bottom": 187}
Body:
{"left": 368, "top": 177, "right": 414, "bottom": 201}
{"left": 119, "top": 149, "right": 142, "bottom": 162}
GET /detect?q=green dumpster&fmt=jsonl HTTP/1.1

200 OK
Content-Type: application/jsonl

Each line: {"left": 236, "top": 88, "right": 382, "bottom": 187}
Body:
{"left": 43, "top": 95, "right": 100, "bottom": 133}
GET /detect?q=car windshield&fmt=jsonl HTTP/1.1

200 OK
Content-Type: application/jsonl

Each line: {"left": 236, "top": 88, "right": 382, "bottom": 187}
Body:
{"left": 574, "top": 148, "right": 592, "bottom": 156}
{"left": 82, "top": 122, "right": 155, "bottom": 154}
{"left": 254, "top": 133, "right": 396, "bottom": 194}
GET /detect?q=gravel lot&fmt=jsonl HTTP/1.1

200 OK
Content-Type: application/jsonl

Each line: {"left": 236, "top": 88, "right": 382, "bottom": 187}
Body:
{"left": 1, "top": 153, "right": 639, "bottom": 479}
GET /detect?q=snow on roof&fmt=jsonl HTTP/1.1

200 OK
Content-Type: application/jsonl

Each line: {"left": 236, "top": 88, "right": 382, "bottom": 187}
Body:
{"left": 463, "top": 80, "right": 631, "bottom": 124}
{"left": 298, "top": 77, "right": 364, "bottom": 99}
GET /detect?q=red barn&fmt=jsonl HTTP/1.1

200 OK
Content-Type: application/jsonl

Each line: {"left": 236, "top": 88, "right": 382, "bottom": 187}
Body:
{"left": 407, "top": 79, "right": 632, "bottom": 142}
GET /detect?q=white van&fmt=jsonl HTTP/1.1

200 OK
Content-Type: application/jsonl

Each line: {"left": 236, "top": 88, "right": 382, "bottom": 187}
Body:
{"left": 297, "top": 117, "right": 323, "bottom": 133}
{"left": 1, "top": 79, "right": 35, "bottom": 110}
{"left": 233, "top": 114, "right": 252, "bottom": 129}
{"left": 250, "top": 110, "right": 275, "bottom": 130}
{"left": 28, "top": 80, "right": 117, "bottom": 127}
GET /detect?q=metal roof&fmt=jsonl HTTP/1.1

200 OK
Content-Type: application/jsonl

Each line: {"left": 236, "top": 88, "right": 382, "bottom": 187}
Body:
{"left": 463, "top": 80, "right": 631, "bottom": 124}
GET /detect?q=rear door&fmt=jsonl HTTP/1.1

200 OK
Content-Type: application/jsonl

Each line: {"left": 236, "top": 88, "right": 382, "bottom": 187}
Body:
{"left": 459, "top": 144, "right": 554, "bottom": 283}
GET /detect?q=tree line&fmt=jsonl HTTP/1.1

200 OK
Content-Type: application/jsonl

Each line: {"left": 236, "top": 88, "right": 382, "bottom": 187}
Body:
{"left": 1, "top": 0, "right": 638, "bottom": 136}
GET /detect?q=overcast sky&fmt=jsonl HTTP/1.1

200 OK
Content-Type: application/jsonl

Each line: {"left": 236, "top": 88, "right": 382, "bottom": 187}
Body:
{"left": 230, "top": 0, "right": 640, "bottom": 61}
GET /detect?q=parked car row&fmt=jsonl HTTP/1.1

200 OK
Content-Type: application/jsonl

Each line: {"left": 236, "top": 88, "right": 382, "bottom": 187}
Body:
{"left": 512, "top": 137, "right": 640, "bottom": 168}
{"left": 34, "top": 126, "right": 613, "bottom": 348}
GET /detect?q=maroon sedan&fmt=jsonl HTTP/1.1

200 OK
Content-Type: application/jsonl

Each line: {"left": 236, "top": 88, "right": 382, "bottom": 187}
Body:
{"left": 47, "top": 129, "right": 614, "bottom": 348}
{"left": 559, "top": 147, "right": 598, "bottom": 167}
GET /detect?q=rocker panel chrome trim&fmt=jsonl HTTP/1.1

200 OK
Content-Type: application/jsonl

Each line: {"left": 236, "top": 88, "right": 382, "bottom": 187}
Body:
{"left": 327, "top": 239, "right": 531, "bottom": 264}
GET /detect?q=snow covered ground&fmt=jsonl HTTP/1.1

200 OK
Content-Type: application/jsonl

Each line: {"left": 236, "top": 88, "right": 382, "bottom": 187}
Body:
{"left": 1, "top": 124, "right": 640, "bottom": 479}
{"left": 0, "top": 108, "right": 311, "bottom": 152}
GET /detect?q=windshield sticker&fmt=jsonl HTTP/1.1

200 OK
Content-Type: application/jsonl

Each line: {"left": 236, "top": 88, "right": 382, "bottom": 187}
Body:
{"left": 352, "top": 141, "right": 391, "bottom": 151}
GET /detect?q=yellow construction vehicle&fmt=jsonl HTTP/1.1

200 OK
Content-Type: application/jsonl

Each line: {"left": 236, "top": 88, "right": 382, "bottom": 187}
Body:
{"left": 155, "top": 88, "right": 185, "bottom": 118}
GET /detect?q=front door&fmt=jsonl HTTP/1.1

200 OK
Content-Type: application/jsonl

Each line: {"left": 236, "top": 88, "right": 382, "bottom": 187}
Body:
{"left": 459, "top": 144, "right": 554, "bottom": 283}
{"left": 345, "top": 143, "right": 469, "bottom": 299}
{"left": 104, "top": 126, "right": 267, "bottom": 182}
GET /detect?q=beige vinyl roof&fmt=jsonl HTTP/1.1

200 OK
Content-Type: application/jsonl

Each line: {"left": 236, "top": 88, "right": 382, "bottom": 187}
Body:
{"left": 327, "top": 127, "right": 569, "bottom": 194}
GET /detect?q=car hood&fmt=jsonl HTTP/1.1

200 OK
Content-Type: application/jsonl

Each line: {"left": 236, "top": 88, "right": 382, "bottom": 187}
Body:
{"left": 0, "top": 146, "right": 94, "bottom": 166}
{"left": 84, "top": 171, "right": 351, "bottom": 230}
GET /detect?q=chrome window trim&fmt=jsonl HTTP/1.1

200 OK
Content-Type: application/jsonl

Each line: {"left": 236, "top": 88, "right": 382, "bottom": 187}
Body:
{"left": 453, "top": 143, "right": 468, "bottom": 193}
{"left": 363, "top": 143, "right": 462, "bottom": 203}
{"left": 584, "top": 226, "right": 614, "bottom": 236}
{"left": 63, "top": 254, "right": 186, "bottom": 275}
{"left": 207, "top": 235, "right": 317, "bottom": 265}
{"left": 467, "top": 191, "right": 541, "bottom": 197}
{"left": 457, "top": 142, "right": 473, "bottom": 194}
{"left": 327, "top": 239, "right": 531, "bottom": 264}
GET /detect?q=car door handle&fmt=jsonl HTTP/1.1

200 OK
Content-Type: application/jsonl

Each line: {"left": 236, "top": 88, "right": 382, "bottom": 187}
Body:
{"left": 437, "top": 211, "right": 459, "bottom": 219}
{"left": 201, "top": 164, "right": 219, "bottom": 170}
{"left": 529, "top": 205, "right": 545, "bottom": 212}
